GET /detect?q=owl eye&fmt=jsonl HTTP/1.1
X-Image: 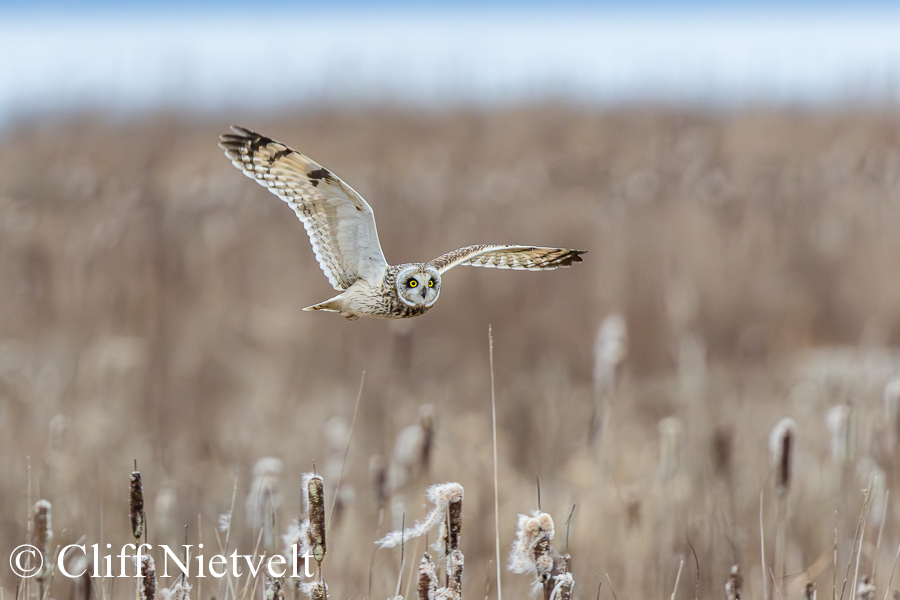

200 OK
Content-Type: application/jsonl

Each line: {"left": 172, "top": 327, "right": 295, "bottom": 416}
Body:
{"left": 428, "top": 279, "right": 435, "bottom": 288}
{"left": 408, "top": 280, "right": 418, "bottom": 288}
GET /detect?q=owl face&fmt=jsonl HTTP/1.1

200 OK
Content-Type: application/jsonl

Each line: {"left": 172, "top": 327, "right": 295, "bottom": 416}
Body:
{"left": 396, "top": 265, "right": 441, "bottom": 308}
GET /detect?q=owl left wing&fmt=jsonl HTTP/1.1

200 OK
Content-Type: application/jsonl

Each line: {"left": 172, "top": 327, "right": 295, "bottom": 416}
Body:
{"left": 429, "top": 245, "right": 585, "bottom": 274}
{"left": 219, "top": 126, "right": 388, "bottom": 291}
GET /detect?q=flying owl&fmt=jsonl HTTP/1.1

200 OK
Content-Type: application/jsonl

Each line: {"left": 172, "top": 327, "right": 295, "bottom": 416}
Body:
{"left": 219, "top": 126, "right": 585, "bottom": 321}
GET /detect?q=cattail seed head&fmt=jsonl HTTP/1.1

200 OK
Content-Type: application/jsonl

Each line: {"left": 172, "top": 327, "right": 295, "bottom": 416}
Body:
{"left": 417, "top": 553, "right": 438, "bottom": 600}
{"left": 247, "top": 457, "right": 283, "bottom": 548}
{"left": 857, "top": 575, "right": 875, "bottom": 600}
{"left": 509, "top": 511, "right": 556, "bottom": 580}
{"left": 549, "top": 571, "right": 574, "bottom": 600}
{"left": 769, "top": 418, "right": 796, "bottom": 496}
{"left": 369, "top": 454, "right": 388, "bottom": 508}
{"left": 140, "top": 554, "right": 157, "bottom": 600}
{"left": 804, "top": 582, "right": 816, "bottom": 600}
{"left": 297, "top": 580, "right": 327, "bottom": 600}
{"left": 304, "top": 473, "right": 326, "bottom": 564}
{"left": 418, "top": 404, "right": 435, "bottom": 470}
{"left": 377, "top": 482, "right": 463, "bottom": 550}
{"left": 265, "top": 576, "right": 284, "bottom": 600}
{"left": 712, "top": 426, "right": 733, "bottom": 477}
{"left": 726, "top": 565, "right": 742, "bottom": 600}
{"left": 131, "top": 469, "right": 145, "bottom": 541}
{"left": 445, "top": 491, "right": 462, "bottom": 555}
{"left": 32, "top": 499, "right": 53, "bottom": 581}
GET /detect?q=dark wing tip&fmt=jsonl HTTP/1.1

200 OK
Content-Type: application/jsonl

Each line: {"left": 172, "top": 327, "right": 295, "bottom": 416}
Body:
{"left": 218, "top": 126, "right": 277, "bottom": 157}
{"left": 558, "top": 249, "right": 586, "bottom": 267}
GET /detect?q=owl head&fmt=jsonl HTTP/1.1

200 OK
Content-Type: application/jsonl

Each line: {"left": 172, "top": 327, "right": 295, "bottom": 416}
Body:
{"left": 397, "top": 264, "right": 441, "bottom": 308}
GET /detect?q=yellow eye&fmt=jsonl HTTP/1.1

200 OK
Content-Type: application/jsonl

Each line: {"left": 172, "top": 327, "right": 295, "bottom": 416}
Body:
{"left": 409, "top": 280, "right": 418, "bottom": 288}
{"left": 428, "top": 279, "right": 434, "bottom": 287}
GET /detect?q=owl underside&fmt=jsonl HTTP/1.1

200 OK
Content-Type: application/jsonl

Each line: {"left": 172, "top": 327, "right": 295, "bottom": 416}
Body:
{"left": 302, "top": 269, "right": 432, "bottom": 321}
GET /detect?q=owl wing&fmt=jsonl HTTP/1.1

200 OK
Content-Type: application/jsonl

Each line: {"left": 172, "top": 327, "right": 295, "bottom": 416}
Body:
{"left": 219, "top": 126, "right": 388, "bottom": 290}
{"left": 429, "top": 245, "right": 585, "bottom": 274}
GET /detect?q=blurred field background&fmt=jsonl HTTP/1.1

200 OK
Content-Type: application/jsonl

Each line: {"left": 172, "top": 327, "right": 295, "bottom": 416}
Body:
{"left": 5, "top": 3, "right": 900, "bottom": 600}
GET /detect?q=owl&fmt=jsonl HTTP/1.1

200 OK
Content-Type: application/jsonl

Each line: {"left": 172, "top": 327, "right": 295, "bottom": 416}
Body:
{"left": 219, "top": 126, "right": 585, "bottom": 321}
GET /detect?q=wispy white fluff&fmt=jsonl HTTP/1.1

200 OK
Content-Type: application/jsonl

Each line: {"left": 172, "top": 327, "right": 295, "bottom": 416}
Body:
{"left": 376, "top": 482, "right": 463, "bottom": 549}
{"left": 508, "top": 511, "right": 555, "bottom": 576}
{"left": 549, "top": 572, "right": 575, "bottom": 600}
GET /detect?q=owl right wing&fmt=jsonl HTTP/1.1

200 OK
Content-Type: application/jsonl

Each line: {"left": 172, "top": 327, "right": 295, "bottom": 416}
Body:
{"left": 219, "top": 126, "right": 388, "bottom": 290}
{"left": 429, "top": 245, "right": 585, "bottom": 274}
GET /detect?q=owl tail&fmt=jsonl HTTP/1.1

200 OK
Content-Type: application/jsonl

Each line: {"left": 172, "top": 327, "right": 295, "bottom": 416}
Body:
{"left": 302, "top": 296, "right": 359, "bottom": 320}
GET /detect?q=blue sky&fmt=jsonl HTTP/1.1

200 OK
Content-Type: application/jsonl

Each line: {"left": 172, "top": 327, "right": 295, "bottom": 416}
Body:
{"left": 1, "top": 0, "right": 899, "bottom": 125}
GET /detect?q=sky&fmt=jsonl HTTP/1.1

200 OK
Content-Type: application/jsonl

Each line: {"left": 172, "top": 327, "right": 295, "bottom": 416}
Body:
{"left": 1, "top": 1, "right": 900, "bottom": 125}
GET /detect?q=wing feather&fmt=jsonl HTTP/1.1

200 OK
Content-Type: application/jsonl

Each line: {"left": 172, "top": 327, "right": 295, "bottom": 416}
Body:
{"left": 429, "top": 245, "right": 585, "bottom": 274}
{"left": 219, "top": 126, "right": 388, "bottom": 290}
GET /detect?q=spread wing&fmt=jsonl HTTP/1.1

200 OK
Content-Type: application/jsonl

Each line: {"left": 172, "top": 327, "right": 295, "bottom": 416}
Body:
{"left": 219, "top": 126, "right": 388, "bottom": 290}
{"left": 429, "top": 245, "right": 585, "bottom": 274}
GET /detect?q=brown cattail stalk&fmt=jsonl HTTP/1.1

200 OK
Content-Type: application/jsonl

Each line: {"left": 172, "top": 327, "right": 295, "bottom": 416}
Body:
{"left": 131, "top": 469, "right": 145, "bottom": 541}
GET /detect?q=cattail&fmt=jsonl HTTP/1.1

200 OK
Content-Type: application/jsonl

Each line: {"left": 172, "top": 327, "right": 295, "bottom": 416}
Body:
{"left": 246, "top": 457, "right": 283, "bottom": 548}
{"left": 377, "top": 483, "right": 463, "bottom": 549}
{"left": 445, "top": 548, "right": 464, "bottom": 599}
{"left": 370, "top": 454, "right": 388, "bottom": 508}
{"left": 826, "top": 404, "right": 853, "bottom": 464}
{"left": 323, "top": 417, "right": 353, "bottom": 523}
{"left": 549, "top": 572, "right": 574, "bottom": 600}
{"left": 140, "top": 554, "right": 157, "bottom": 600}
{"left": 386, "top": 407, "right": 437, "bottom": 496}
{"left": 446, "top": 488, "right": 462, "bottom": 554}
{"left": 74, "top": 556, "right": 92, "bottom": 600}
{"left": 712, "top": 426, "right": 733, "bottom": 477}
{"left": 804, "top": 582, "right": 816, "bottom": 600}
{"left": 593, "top": 314, "right": 627, "bottom": 396}
{"left": 549, "top": 555, "right": 574, "bottom": 600}
{"left": 858, "top": 575, "right": 875, "bottom": 600}
{"left": 265, "top": 576, "right": 284, "bottom": 600}
{"left": 418, "top": 405, "right": 435, "bottom": 470}
{"left": 769, "top": 418, "right": 796, "bottom": 496}
{"left": 658, "top": 416, "right": 683, "bottom": 480}
{"left": 160, "top": 578, "right": 192, "bottom": 600}
{"left": 725, "top": 565, "right": 742, "bottom": 600}
{"left": 32, "top": 500, "right": 53, "bottom": 583}
{"left": 282, "top": 519, "right": 310, "bottom": 571}
{"left": 509, "top": 512, "right": 556, "bottom": 582}
{"left": 297, "top": 580, "right": 327, "bottom": 600}
{"left": 304, "top": 473, "right": 326, "bottom": 564}
{"left": 417, "top": 554, "right": 438, "bottom": 600}
{"left": 131, "top": 469, "right": 145, "bottom": 541}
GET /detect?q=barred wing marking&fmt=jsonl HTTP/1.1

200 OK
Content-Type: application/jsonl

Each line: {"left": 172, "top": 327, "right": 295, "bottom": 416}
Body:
{"left": 219, "top": 126, "right": 388, "bottom": 290}
{"left": 429, "top": 245, "right": 585, "bottom": 274}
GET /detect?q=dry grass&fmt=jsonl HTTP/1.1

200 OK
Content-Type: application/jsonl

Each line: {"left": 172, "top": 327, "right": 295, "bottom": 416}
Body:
{"left": 3, "top": 105, "right": 900, "bottom": 599}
